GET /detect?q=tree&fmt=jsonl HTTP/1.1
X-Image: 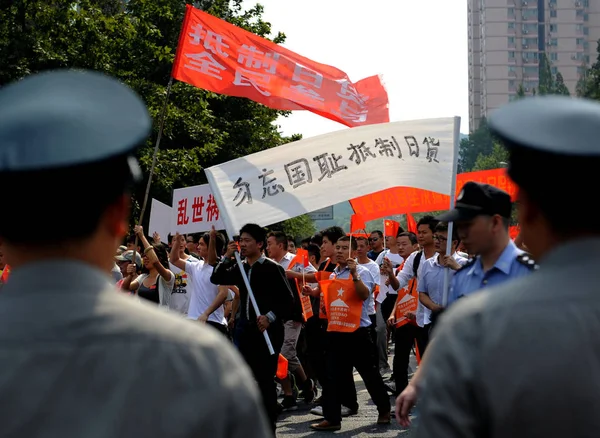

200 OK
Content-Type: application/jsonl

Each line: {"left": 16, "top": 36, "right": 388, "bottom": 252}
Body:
{"left": 470, "top": 143, "right": 518, "bottom": 224}
{"left": 517, "top": 52, "right": 569, "bottom": 97}
{"left": 267, "top": 216, "right": 316, "bottom": 240}
{"left": 0, "top": 0, "right": 315, "bottom": 231}
{"left": 537, "top": 52, "right": 554, "bottom": 95}
{"left": 458, "top": 118, "right": 494, "bottom": 173}
{"left": 471, "top": 143, "right": 509, "bottom": 171}
{"left": 554, "top": 72, "right": 570, "bottom": 96}
{"left": 576, "top": 41, "right": 600, "bottom": 99}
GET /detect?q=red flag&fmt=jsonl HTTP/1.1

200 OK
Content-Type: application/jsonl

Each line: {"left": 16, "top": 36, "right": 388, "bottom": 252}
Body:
{"left": 509, "top": 225, "right": 520, "bottom": 240}
{"left": 0, "top": 264, "right": 10, "bottom": 284}
{"left": 384, "top": 220, "right": 400, "bottom": 238}
{"left": 350, "top": 214, "right": 366, "bottom": 233}
{"left": 288, "top": 248, "right": 309, "bottom": 269}
{"left": 406, "top": 213, "right": 417, "bottom": 234}
{"left": 172, "top": 5, "right": 389, "bottom": 128}
{"left": 350, "top": 168, "right": 518, "bottom": 222}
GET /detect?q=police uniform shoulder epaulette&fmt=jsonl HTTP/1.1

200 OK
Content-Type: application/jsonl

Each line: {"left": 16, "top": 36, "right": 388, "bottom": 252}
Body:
{"left": 456, "top": 257, "right": 476, "bottom": 272}
{"left": 516, "top": 253, "right": 539, "bottom": 270}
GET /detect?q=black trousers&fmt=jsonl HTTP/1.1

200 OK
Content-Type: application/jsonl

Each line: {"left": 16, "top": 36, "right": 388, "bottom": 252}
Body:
{"left": 238, "top": 323, "right": 283, "bottom": 433}
{"left": 393, "top": 323, "right": 429, "bottom": 394}
{"left": 207, "top": 320, "right": 229, "bottom": 337}
{"left": 305, "top": 317, "right": 357, "bottom": 406}
{"left": 323, "top": 328, "right": 391, "bottom": 424}
{"left": 304, "top": 316, "right": 327, "bottom": 386}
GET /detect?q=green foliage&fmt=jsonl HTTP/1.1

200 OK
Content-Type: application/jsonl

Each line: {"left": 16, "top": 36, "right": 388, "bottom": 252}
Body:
{"left": 576, "top": 41, "right": 600, "bottom": 99}
{"left": 267, "top": 216, "right": 316, "bottom": 240}
{"left": 0, "top": 0, "right": 297, "bottom": 230}
{"left": 516, "top": 52, "right": 569, "bottom": 97}
{"left": 471, "top": 143, "right": 509, "bottom": 171}
{"left": 458, "top": 118, "right": 494, "bottom": 173}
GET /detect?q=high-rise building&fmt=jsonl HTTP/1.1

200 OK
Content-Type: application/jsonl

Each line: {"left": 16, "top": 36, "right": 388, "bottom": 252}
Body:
{"left": 468, "top": 0, "right": 600, "bottom": 131}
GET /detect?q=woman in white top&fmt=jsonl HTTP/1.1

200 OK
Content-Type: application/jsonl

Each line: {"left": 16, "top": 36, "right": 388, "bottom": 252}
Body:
{"left": 121, "top": 225, "right": 174, "bottom": 308}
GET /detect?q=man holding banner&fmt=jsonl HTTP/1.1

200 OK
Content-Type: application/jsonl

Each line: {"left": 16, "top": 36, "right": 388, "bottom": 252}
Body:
{"left": 210, "top": 223, "right": 295, "bottom": 432}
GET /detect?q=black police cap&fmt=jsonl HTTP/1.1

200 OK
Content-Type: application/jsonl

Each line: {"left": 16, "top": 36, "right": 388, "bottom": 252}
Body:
{"left": 436, "top": 182, "right": 512, "bottom": 222}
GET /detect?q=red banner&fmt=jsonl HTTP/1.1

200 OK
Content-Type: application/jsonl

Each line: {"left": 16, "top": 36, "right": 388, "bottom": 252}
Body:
{"left": 350, "top": 168, "right": 518, "bottom": 222}
{"left": 172, "top": 5, "right": 389, "bottom": 127}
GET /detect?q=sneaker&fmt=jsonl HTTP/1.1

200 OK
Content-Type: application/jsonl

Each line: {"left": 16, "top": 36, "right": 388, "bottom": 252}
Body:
{"left": 310, "top": 405, "right": 324, "bottom": 416}
{"left": 380, "top": 366, "right": 392, "bottom": 377}
{"left": 281, "top": 395, "right": 298, "bottom": 411}
{"left": 311, "top": 405, "right": 356, "bottom": 417}
{"left": 384, "top": 381, "right": 397, "bottom": 396}
{"left": 300, "top": 379, "right": 316, "bottom": 404}
{"left": 341, "top": 406, "right": 358, "bottom": 417}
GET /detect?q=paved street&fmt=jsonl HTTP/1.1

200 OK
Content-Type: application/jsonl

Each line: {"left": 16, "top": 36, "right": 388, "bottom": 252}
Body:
{"left": 276, "top": 349, "right": 419, "bottom": 437}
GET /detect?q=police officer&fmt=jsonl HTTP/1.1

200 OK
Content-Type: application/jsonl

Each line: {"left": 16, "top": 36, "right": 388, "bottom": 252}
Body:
{"left": 0, "top": 70, "right": 271, "bottom": 437}
{"left": 436, "top": 181, "right": 535, "bottom": 306}
{"left": 407, "top": 95, "right": 600, "bottom": 437}
{"left": 395, "top": 181, "right": 536, "bottom": 425}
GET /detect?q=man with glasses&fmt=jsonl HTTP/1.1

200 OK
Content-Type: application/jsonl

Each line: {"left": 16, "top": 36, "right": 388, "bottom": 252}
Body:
{"left": 367, "top": 231, "right": 385, "bottom": 261}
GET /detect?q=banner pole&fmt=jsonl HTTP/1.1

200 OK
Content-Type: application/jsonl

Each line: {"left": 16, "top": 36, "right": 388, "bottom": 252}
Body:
{"left": 442, "top": 116, "right": 461, "bottom": 307}
{"left": 132, "top": 77, "right": 174, "bottom": 267}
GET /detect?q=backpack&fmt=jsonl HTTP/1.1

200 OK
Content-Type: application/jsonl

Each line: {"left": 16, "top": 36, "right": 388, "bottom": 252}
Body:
{"left": 412, "top": 251, "right": 423, "bottom": 277}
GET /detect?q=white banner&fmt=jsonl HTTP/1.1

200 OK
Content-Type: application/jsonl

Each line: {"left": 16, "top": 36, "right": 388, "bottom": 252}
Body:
{"left": 149, "top": 199, "right": 172, "bottom": 243}
{"left": 205, "top": 117, "right": 459, "bottom": 233}
{"left": 171, "top": 184, "right": 225, "bottom": 234}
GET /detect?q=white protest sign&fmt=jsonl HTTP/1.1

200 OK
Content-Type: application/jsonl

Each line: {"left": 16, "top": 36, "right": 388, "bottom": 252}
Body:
{"left": 205, "top": 117, "right": 459, "bottom": 234}
{"left": 148, "top": 199, "right": 172, "bottom": 243}
{"left": 171, "top": 183, "right": 225, "bottom": 234}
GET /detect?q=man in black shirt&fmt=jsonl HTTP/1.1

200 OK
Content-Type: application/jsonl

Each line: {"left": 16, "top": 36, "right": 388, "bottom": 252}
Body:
{"left": 211, "top": 223, "right": 294, "bottom": 433}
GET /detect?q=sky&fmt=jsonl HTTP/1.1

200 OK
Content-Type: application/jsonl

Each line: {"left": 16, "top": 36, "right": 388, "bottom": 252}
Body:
{"left": 243, "top": 0, "right": 469, "bottom": 139}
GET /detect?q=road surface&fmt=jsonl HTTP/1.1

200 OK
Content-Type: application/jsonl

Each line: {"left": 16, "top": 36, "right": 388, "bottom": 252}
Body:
{"left": 276, "top": 347, "right": 419, "bottom": 437}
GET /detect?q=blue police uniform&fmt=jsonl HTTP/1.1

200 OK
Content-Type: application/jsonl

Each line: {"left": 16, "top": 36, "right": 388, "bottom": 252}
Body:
{"left": 447, "top": 240, "right": 535, "bottom": 306}
{"left": 435, "top": 181, "right": 537, "bottom": 308}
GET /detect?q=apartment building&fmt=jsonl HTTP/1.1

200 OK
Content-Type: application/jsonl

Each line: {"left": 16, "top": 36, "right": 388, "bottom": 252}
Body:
{"left": 468, "top": 0, "right": 600, "bottom": 131}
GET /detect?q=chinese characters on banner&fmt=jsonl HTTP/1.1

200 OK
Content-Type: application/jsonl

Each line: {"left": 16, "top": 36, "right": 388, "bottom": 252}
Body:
{"left": 171, "top": 5, "right": 389, "bottom": 128}
{"left": 349, "top": 167, "right": 518, "bottom": 222}
{"left": 171, "top": 184, "right": 225, "bottom": 234}
{"left": 205, "top": 117, "right": 458, "bottom": 234}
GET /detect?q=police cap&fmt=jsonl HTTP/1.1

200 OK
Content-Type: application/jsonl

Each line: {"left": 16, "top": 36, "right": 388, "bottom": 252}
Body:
{"left": 436, "top": 182, "right": 512, "bottom": 222}
{"left": 0, "top": 69, "right": 150, "bottom": 173}
{"left": 0, "top": 70, "right": 151, "bottom": 245}
{"left": 488, "top": 96, "right": 600, "bottom": 157}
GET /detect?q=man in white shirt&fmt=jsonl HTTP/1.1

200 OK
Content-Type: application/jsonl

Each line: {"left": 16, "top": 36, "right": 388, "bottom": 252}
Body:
{"left": 387, "top": 215, "right": 439, "bottom": 350}
{"left": 168, "top": 233, "right": 201, "bottom": 316}
{"left": 417, "top": 222, "right": 468, "bottom": 335}
{"left": 170, "top": 230, "right": 229, "bottom": 335}
{"left": 356, "top": 236, "right": 382, "bottom": 362}
{"left": 374, "top": 234, "right": 404, "bottom": 374}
